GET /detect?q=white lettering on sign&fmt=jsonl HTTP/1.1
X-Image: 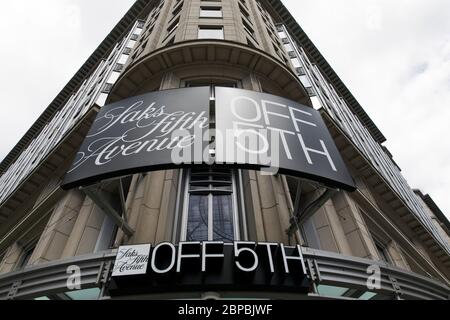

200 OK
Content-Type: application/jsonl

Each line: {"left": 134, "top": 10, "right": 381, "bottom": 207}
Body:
{"left": 112, "top": 242, "right": 308, "bottom": 277}
{"left": 67, "top": 103, "right": 208, "bottom": 173}
{"left": 112, "top": 244, "right": 151, "bottom": 277}
{"left": 228, "top": 95, "right": 337, "bottom": 172}
{"left": 63, "top": 87, "right": 355, "bottom": 192}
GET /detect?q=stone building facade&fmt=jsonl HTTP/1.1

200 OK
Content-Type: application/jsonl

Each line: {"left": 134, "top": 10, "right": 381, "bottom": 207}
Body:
{"left": 0, "top": 0, "right": 449, "bottom": 300}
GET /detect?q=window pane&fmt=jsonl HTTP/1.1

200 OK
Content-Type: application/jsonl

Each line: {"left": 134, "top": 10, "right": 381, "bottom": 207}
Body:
{"left": 65, "top": 288, "right": 101, "bottom": 300}
{"left": 200, "top": 7, "right": 223, "bottom": 18}
{"left": 317, "top": 285, "right": 349, "bottom": 298}
{"left": 198, "top": 27, "right": 224, "bottom": 39}
{"left": 17, "top": 245, "right": 36, "bottom": 270}
{"left": 375, "top": 242, "right": 391, "bottom": 263}
{"left": 187, "top": 195, "right": 209, "bottom": 241}
{"left": 213, "top": 195, "right": 234, "bottom": 242}
{"left": 359, "top": 292, "right": 377, "bottom": 300}
{"left": 291, "top": 58, "right": 301, "bottom": 68}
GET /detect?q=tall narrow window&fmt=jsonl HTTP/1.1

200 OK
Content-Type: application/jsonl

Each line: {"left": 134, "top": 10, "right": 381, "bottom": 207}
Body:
{"left": 242, "top": 18, "right": 256, "bottom": 40}
{"left": 373, "top": 236, "right": 392, "bottom": 264}
{"left": 181, "top": 167, "right": 240, "bottom": 242}
{"left": 16, "top": 244, "right": 36, "bottom": 270}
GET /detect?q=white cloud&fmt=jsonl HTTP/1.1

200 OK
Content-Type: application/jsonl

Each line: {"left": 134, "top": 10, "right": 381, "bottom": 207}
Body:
{"left": 0, "top": 0, "right": 448, "bottom": 221}
{"left": 0, "top": 1, "right": 82, "bottom": 150}
{"left": 0, "top": 0, "right": 133, "bottom": 161}
{"left": 283, "top": 0, "right": 450, "bottom": 219}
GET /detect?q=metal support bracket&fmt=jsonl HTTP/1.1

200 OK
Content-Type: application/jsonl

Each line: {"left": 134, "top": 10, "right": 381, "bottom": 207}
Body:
{"left": 306, "top": 258, "right": 322, "bottom": 283}
{"left": 81, "top": 185, "right": 134, "bottom": 237}
{"left": 96, "top": 260, "right": 113, "bottom": 286}
{"left": 287, "top": 187, "right": 338, "bottom": 237}
{"left": 389, "top": 276, "right": 403, "bottom": 299}
{"left": 97, "top": 260, "right": 114, "bottom": 300}
{"left": 6, "top": 280, "right": 21, "bottom": 300}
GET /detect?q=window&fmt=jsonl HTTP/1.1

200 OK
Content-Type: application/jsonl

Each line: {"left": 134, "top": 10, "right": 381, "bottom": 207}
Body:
{"left": 185, "top": 80, "right": 237, "bottom": 88}
{"left": 126, "top": 40, "right": 137, "bottom": 49}
{"left": 266, "top": 25, "right": 276, "bottom": 36}
{"left": 140, "top": 40, "right": 148, "bottom": 50}
{"left": 137, "top": 20, "right": 145, "bottom": 29}
{"left": 291, "top": 58, "right": 301, "bottom": 69}
{"left": 299, "top": 75, "right": 312, "bottom": 88}
{"left": 113, "top": 64, "right": 124, "bottom": 73}
{"left": 118, "top": 54, "right": 129, "bottom": 65}
{"left": 284, "top": 43, "right": 294, "bottom": 52}
{"left": 200, "top": 7, "right": 223, "bottom": 18}
{"left": 123, "top": 47, "right": 132, "bottom": 55}
{"left": 180, "top": 168, "right": 240, "bottom": 242}
{"left": 246, "top": 37, "right": 257, "bottom": 49}
{"left": 107, "top": 71, "right": 120, "bottom": 84}
{"left": 163, "top": 17, "right": 180, "bottom": 43}
{"left": 305, "top": 87, "right": 316, "bottom": 97}
{"left": 172, "top": 0, "right": 184, "bottom": 17}
{"left": 16, "top": 244, "right": 36, "bottom": 270}
{"left": 167, "top": 17, "right": 180, "bottom": 35}
{"left": 198, "top": 26, "right": 224, "bottom": 39}
{"left": 373, "top": 237, "right": 392, "bottom": 264}
{"left": 102, "top": 83, "right": 114, "bottom": 94}
{"left": 35, "top": 288, "right": 102, "bottom": 301}
{"left": 65, "top": 288, "right": 101, "bottom": 300}
{"left": 165, "top": 36, "right": 176, "bottom": 46}
{"left": 295, "top": 67, "right": 306, "bottom": 76}
{"left": 288, "top": 51, "right": 297, "bottom": 59}
{"left": 239, "top": 3, "right": 250, "bottom": 20}
{"left": 242, "top": 19, "right": 256, "bottom": 40}
{"left": 272, "top": 43, "right": 286, "bottom": 62}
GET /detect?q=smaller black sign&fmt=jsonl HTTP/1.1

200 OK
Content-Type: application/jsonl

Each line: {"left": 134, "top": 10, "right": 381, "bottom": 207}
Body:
{"left": 108, "top": 242, "right": 310, "bottom": 296}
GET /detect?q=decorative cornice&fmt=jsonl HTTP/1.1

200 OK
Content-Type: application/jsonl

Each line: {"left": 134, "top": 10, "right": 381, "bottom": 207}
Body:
{"left": 108, "top": 40, "right": 310, "bottom": 105}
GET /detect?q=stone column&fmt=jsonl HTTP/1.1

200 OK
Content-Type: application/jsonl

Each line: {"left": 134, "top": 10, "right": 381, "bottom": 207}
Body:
{"left": 0, "top": 243, "right": 23, "bottom": 274}
{"left": 354, "top": 175, "right": 380, "bottom": 210}
{"left": 243, "top": 171, "right": 292, "bottom": 244}
{"left": 28, "top": 189, "right": 85, "bottom": 265}
{"left": 387, "top": 241, "right": 411, "bottom": 271}
{"left": 305, "top": 189, "right": 352, "bottom": 256}
{"left": 118, "top": 170, "right": 179, "bottom": 245}
{"left": 60, "top": 196, "right": 105, "bottom": 259}
{"left": 332, "top": 192, "right": 379, "bottom": 259}
{"left": 155, "top": 170, "right": 180, "bottom": 243}
{"left": 242, "top": 170, "right": 266, "bottom": 242}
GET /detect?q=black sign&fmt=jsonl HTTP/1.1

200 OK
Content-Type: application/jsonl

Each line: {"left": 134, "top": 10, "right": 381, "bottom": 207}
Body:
{"left": 62, "top": 87, "right": 355, "bottom": 191}
{"left": 62, "top": 87, "right": 210, "bottom": 189}
{"left": 108, "top": 242, "right": 310, "bottom": 296}
{"left": 215, "top": 88, "right": 355, "bottom": 191}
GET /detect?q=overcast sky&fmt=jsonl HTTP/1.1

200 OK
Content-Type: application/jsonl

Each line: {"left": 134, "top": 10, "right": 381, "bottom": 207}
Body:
{"left": 0, "top": 1, "right": 448, "bottom": 219}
